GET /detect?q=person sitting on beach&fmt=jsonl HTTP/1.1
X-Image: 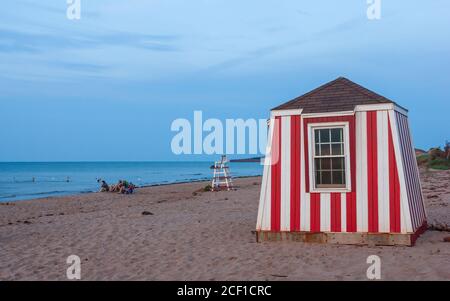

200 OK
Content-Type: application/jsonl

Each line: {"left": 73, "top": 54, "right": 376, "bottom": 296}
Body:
{"left": 109, "top": 180, "right": 122, "bottom": 193}
{"left": 118, "top": 180, "right": 129, "bottom": 194}
{"left": 107, "top": 180, "right": 135, "bottom": 194}
{"left": 99, "top": 180, "right": 109, "bottom": 192}
{"left": 124, "top": 183, "right": 136, "bottom": 194}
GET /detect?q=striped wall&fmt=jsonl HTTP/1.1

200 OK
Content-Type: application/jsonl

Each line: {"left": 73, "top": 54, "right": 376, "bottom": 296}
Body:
{"left": 395, "top": 112, "right": 427, "bottom": 231}
{"left": 257, "top": 109, "right": 426, "bottom": 235}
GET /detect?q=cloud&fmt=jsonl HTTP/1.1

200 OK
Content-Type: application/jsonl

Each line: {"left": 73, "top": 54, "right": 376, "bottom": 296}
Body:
{"left": 0, "top": 28, "right": 180, "bottom": 54}
{"left": 202, "top": 17, "right": 364, "bottom": 73}
{"left": 48, "top": 61, "right": 110, "bottom": 73}
{"left": 16, "top": 0, "right": 100, "bottom": 19}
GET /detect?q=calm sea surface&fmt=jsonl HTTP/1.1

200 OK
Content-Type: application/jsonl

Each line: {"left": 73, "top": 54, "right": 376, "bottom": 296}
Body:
{"left": 0, "top": 162, "right": 263, "bottom": 202}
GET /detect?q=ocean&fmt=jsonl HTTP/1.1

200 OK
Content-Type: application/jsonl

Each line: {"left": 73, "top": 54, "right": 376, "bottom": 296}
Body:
{"left": 0, "top": 162, "right": 263, "bottom": 202}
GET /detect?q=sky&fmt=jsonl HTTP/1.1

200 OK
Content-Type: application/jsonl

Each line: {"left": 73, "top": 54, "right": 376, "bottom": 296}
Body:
{"left": 0, "top": 0, "right": 449, "bottom": 161}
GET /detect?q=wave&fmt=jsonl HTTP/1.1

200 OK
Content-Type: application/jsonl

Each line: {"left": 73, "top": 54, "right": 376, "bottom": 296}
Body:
{"left": 179, "top": 173, "right": 204, "bottom": 176}
{"left": 0, "top": 190, "right": 82, "bottom": 200}
{"left": 0, "top": 180, "right": 71, "bottom": 184}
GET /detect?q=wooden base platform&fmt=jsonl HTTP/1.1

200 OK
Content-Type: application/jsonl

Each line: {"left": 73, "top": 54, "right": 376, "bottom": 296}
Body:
{"left": 256, "top": 222, "right": 427, "bottom": 246}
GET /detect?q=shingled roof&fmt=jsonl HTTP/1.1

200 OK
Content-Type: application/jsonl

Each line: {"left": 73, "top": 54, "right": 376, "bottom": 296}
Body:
{"left": 272, "top": 77, "right": 404, "bottom": 113}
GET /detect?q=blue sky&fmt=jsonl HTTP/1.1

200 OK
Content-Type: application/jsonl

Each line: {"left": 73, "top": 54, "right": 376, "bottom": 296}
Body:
{"left": 0, "top": 0, "right": 449, "bottom": 161}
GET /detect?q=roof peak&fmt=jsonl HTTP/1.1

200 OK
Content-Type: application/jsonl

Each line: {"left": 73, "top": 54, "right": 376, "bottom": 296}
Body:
{"left": 272, "top": 77, "right": 402, "bottom": 113}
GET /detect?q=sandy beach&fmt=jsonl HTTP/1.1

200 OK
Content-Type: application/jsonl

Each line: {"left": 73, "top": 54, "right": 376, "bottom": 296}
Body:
{"left": 0, "top": 169, "right": 449, "bottom": 281}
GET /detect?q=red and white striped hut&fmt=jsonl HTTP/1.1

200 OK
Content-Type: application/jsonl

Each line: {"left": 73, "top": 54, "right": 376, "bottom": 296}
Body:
{"left": 256, "top": 77, "right": 427, "bottom": 246}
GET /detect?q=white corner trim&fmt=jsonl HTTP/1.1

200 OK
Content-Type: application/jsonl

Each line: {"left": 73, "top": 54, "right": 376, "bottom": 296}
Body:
{"left": 302, "top": 111, "right": 354, "bottom": 118}
{"left": 271, "top": 109, "right": 303, "bottom": 117}
{"left": 355, "top": 103, "right": 394, "bottom": 112}
{"left": 355, "top": 103, "right": 408, "bottom": 115}
{"left": 394, "top": 105, "right": 409, "bottom": 116}
{"left": 271, "top": 104, "right": 408, "bottom": 118}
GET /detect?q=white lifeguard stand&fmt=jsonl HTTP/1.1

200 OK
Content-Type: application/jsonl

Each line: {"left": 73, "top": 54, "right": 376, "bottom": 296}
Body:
{"left": 211, "top": 155, "right": 234, "bottom": 191}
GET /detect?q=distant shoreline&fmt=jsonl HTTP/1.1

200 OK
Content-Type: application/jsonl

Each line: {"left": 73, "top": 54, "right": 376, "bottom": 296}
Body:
{"left": 230, "top": 157, "right": 263, "bottom": 163}
{"left": 1, "top": 175, "right": 262, "bottom": 203}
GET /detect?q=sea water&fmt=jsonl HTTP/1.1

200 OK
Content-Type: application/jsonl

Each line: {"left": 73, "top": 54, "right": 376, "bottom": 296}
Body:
{"left": 0, "top": 162, "right": 262, "bottom": 202}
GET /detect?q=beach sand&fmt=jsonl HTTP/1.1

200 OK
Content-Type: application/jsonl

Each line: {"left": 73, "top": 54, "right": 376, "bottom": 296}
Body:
{"left": 0, "top": 169, "right": 449, "bottom": 281}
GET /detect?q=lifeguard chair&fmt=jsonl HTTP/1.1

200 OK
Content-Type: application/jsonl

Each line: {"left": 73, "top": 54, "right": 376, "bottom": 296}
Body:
{"left": 211, "top": 155, "right": 234, "bottom": 191}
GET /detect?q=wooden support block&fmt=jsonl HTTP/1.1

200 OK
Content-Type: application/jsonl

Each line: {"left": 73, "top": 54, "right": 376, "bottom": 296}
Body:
{"left": 256, "top": 229, "right": 425, "bottom": 246}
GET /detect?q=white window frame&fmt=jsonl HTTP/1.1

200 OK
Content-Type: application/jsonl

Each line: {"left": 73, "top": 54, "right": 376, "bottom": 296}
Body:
{"left": 308, "top": 122, "right": 352, "bottom": 193}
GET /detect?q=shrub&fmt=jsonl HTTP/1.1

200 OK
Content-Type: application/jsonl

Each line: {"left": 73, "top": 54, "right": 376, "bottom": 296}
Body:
{"left": 429, "top": 147, "right": 445, "bottom": 160}
{"left": 427, "top": 157, "right": 450, "bottom": 170}
{"left": 416, "top": 148, "right": 449, "bottom": 170}
{"left": 416, "top": 153, "right": 429, "bottom": 165}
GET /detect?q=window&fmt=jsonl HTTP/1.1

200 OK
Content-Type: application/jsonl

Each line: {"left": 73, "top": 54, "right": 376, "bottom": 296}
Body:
{"left": 312, "top": 126, "right": 347, "bottom": 189}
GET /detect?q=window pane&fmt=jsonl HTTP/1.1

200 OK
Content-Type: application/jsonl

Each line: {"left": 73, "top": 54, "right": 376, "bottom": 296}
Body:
{"left": 315, "top": 143, "right": 320, "bottom": 156}
{"left": 319, "top": 129, "right": 330, "bottom": 143}
{"left": 320, "top": 144, "right": 331, "bottom": 156}
{"left": 316, "top": 170, "right": 321, "bottom": 184}
{"left": 331, "top": 143, "right": 343, "bottom": 156}
{"left": 332, "top": 171, "right": 342, "bottom": 184}
{"left": 332, "top": 171, "right": 346, "bottom": 185}
{"left": 321, "top": 171, "right": 331, "bottom": 184}
{"left": 332, "top": 157, "right": 344, "bottom": 170}
{"left": 315, "top": 130, "right": 320, "bottom": 143}
{"left": 331, "top": 128, "right": 343, "bottom": 142}
{"left": 320, "top": 158, "right": 331, "bottom": 170}
{"left": 315, "top": 158, "right": 321, "bottom": 171}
